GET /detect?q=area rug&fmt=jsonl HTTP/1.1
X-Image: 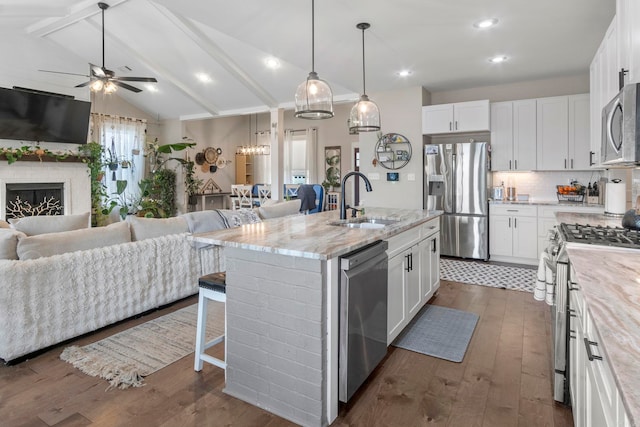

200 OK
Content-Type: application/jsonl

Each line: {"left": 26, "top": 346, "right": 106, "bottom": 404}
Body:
{"left": 60, "top": 302, "right": 224, "bottom": 390}
{"left": 392, "top": 305, "right": 478, "bottom": 362}
{"left": 440, "top": 257, "right": 536, "bottom": 293}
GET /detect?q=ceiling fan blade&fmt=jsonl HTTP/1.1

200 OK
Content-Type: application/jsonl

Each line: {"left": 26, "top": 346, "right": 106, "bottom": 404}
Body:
{"left": 75, "top": 81, "right": 92, "bottom": 88}
{"left": 39, "top": 69, "right": 89, "bottom": 77}
{"left": 91, "top": 65, "right": 106, "bottom": 78}
{"left": 112, "top": 80, "right": 142, "bottom": 93}
{"left": 114, "top": 77, "right": 158, "bottom": 83}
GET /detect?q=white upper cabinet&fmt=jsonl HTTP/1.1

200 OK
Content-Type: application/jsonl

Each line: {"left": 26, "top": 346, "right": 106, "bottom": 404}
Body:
{"left": 536, "top": 94, "right": 591, "bottom": 171}
{"left": 490, "top": 100, "right": 536, "bottom": 171}
{"left": 422, "top": 100, "right": 489, "bottom": 134}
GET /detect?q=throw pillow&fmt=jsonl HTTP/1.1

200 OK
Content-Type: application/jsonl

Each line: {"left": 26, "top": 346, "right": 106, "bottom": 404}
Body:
{"left": 128, "top": 216, "right": 189, "bottom": 241}
{"left": 257, "top": 199, "right": 302, "bottom": 219}
{"left": 217, "top": 209, "right": 262, "bottom": 227}
{"left": 9, "top": 212, "right": 90, "bottom": 236}
{"left": 0, "top": 228, "right": 26, "bottom": 260}
{"left": 17, "top": 221, "right": 131, "bottom": 260}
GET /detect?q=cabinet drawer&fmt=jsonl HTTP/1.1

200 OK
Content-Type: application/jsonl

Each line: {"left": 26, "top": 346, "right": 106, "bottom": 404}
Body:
{"left": 585, "top": 314, "right": 618, "bottom": 424}
{"left": 420, "top": 218, "right": 439, "bottom": 238}
{"left": 387, "top": 228, "right": 421, "bottom": 258}
{"left": 490, "top": 204, "right": 537, "bottom": 217}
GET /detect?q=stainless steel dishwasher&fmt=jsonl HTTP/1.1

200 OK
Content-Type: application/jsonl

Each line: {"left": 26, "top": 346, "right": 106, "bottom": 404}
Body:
{"left": 338, "top": 240, "right": 388, "bottom": 403}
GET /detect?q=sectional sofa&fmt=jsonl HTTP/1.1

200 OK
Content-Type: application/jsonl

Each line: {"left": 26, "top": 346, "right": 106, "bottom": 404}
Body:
{"left": 0, "top": 199, "right": 302, "bottom": 363}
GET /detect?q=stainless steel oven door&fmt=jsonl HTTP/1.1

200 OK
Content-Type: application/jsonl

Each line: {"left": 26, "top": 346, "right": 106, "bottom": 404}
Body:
{"left": 551, "top": 244, "right": 570, "bottom": 404}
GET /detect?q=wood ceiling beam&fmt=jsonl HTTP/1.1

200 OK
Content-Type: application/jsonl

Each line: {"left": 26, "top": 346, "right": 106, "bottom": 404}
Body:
{"left": 86, "top": 20, "right": 221, "bottom": 116}
{"left": 149, "top": 2, "right": 278, "bottom": 108}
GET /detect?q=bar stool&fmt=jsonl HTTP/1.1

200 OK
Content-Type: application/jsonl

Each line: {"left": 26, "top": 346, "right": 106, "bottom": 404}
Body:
{"left": 194, "top": 272, "right": 226, "bottom": 371}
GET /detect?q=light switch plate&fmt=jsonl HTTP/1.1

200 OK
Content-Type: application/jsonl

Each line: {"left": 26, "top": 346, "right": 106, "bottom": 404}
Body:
{"left": 407, "top": 173, "right": 416, "bottom": 181}
{"left": 368, "top": 173, "right": 380, "bottom": 180}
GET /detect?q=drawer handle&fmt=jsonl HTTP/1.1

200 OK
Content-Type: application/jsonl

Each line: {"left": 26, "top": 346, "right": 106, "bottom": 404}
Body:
{"left": 584, "top": 338, "right": 603, "bottom": 362}
{"left": 568, "top": 282, "right": 580, "bottom": 292}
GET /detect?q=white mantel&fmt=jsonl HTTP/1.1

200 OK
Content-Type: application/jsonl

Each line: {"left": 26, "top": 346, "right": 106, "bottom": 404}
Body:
{"left": 0, "top": 161, "right": 91, "bottom": 220}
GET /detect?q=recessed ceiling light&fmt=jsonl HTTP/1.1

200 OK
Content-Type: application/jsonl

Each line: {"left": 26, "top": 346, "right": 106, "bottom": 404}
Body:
{"left": 474, "top": 18, "right": 498, "bottom": 29}
{"left": 397, "top": 70, "right": 412, "bottom": 77}
{"left": 145, "top": 84, "right": 158, "bottom": 92}
{"left": 196, "top": 72, "right": 212, "bottom": 83}
{"left": 264, "top": 57, "right": 281, "bottom": 69}
{"left": 489, "top": 55, "right": 507, "bottom": 63}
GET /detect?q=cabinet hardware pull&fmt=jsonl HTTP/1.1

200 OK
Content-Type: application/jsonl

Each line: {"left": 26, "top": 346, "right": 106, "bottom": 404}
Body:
{"left": 432, "top": 238, "right": 436, "bottom": 253}
{"left": 584, "top": 338, "right": 603, "bottom": 361}
{"left": 514, "top": 218, "right": 517, "bottom": 228}
{"left": 509, "top": 160, "right": 512, "bottom": 170}
{"left": 506, "top": 209, "right": 518, "bottom": 212}
{"left": 515, "top": 159, "right": 518, "bottom": 170}
{"left": 564, "top": 159, "right": 567, "bottom": 169}
{"left": 449, "top": 122, "right": 452, "bottom": 131}
{"left": 405, "top": 254, "right": 411, "bottom": 272}
{"left": 508, "top": 218, "right": 511, "bottom": 228}
{"left": 568, "top": 282, "right": 579, "bottom": 291}
{"left": 570, "top": 333, "right": 576, "bottom": 339}
{"left": 569, "top": 313, "right": 577, "bottom": 318}
{"left": 589, "top": 151, "right": 595, "bottom": 166}
{"left": 409, "top": 253, "right": 413, "bottom": 271}
{"left": 571, "top": 159, "right": 574, "bottom": 169}
{"left": 455, "top": 120, "right": 458, "bottom": 130}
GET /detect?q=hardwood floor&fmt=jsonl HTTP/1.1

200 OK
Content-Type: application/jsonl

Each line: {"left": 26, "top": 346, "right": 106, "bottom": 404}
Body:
{"left": 0, "top": 281, "right": 573, "bottom": 427}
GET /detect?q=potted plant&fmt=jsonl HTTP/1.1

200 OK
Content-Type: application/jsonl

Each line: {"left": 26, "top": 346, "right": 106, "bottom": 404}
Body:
{"left": 79, "top": 141, "right": 108, "bottom": 226}
{"left": 184, "top": 159, "right": 203, "bottom": 206}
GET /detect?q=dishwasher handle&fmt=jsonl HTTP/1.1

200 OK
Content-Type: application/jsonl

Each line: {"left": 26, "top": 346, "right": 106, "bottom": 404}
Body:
{"left": 340, "top": 240, "right": 388, "bottom": 270}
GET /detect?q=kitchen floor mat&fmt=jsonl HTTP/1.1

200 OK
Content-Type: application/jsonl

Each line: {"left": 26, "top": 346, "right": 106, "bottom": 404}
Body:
{"left": 392, "top": 305, "right": 478, "bottom": 363}
{"left": 440, "top": 257, "right": 536, "bottom": 293}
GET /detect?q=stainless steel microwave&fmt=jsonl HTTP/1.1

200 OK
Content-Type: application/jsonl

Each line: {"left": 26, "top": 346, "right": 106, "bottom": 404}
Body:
{"left": 601, "top": 83, "right": 640, "bottom": 166}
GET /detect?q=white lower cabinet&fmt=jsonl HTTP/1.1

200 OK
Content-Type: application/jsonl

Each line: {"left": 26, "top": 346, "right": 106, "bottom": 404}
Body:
{"left": 489, "top": 204, "right": 538, "bottom": 265}
{"left": 568, "top": 275, "right": 631, "bottom": 427}
{"left": 387, "top": 218, "right": 440, "bottom": 345}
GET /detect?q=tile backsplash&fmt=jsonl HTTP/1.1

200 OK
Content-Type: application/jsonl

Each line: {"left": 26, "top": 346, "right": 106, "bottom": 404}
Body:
{"left": 492, "top": 171, "right": 607, "bottom": 202}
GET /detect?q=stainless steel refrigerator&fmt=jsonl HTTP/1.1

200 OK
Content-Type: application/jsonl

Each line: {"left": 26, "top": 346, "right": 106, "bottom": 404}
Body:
{"left": 424, "top": 142, "right": 490, "bottom": 260}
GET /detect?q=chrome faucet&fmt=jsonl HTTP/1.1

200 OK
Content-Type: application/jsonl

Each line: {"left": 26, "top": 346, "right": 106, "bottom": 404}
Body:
{"left": 340, "top": 171, "right": 373, "bottom": 220}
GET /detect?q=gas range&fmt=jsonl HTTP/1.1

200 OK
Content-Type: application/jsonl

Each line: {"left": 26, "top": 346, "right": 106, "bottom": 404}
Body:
{"left": 559, "top": 223, "right": 640, "bottom": 250}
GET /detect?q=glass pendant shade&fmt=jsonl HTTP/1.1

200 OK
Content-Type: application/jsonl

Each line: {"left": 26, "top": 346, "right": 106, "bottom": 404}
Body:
{"left": 349, "top": 94, "right": 380, "bottom": 132}
{"left": 295, "top": 71, "right": 334, "bottom": 119}
{"left": 350, "top": 22, "right": 380, "bottom": 133}
{"left": 294, "top": 0, "right": 334, "bottom": 120}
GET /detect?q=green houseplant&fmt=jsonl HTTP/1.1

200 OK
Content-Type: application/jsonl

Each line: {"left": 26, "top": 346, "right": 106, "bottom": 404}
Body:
{"left": 79, "top": 141, "right": 108, "bottom": 226}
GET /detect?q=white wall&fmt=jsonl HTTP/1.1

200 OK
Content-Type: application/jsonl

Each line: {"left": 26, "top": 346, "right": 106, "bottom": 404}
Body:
{"left": 359, "top": 86, "right": 425, "bottom": 210}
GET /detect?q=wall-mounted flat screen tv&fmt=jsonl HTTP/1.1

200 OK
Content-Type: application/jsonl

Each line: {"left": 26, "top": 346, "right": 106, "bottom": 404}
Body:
{"left": 0, "top": 87, "right": 91, "bottom": 145}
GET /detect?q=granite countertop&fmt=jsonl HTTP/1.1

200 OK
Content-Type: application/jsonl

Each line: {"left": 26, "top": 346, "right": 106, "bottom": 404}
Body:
{"left": 555, "top": 212, "right": 624, "bottom": 228}
{"left": 566, "top": 245, "right": 640, "bottom": 427}
{"left": 191, "top": 208, "right": 442, "bottom": 260}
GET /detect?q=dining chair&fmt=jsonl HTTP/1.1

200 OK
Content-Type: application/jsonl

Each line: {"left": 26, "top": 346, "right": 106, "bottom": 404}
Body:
{"left": 257, "top": 184, "right": 272, "bottom": 206}
{"left": 231, "top": 184, "right": 253, "bottom": 209}
{"left": 284, "top": 184, "right": 300, "bottom": 199}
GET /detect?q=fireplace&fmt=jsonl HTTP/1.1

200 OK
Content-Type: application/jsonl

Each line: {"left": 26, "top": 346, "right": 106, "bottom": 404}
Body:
{"left": 5, "top": 183, "right": 64, "bottom": 219}
{"left": 0, "top": 161, "right": 91, "bottom": 221}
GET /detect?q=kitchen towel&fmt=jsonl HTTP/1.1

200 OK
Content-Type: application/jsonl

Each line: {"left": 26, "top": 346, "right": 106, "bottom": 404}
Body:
{"left": 534, "top": 251, "right": 555, "bottom": 305}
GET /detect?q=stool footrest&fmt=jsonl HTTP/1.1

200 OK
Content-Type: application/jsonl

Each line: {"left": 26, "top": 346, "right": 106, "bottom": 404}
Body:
{"left": 204, "top": 335, "right": 224, "bottom": 350}
{"left": 199, "top": 354, "right": 226, "bottom": 370}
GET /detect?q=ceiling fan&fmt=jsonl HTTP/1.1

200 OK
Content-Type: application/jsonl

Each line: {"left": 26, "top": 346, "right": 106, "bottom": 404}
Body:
{"left": 39, "top": 2, "right": 157, "bottom": 93}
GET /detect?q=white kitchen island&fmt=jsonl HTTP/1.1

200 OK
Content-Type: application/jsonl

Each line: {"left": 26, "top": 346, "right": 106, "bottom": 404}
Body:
{"left": 192, "top": 208, "right": 442, "bottom": 427}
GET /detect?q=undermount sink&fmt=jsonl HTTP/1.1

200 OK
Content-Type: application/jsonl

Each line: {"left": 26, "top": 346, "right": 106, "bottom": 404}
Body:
{"left": 327, "top": 217, "right": 399, "bottom": 229}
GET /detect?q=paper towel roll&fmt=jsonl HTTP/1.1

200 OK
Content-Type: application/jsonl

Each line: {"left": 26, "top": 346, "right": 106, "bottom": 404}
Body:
{"left": 605, "top": 182, "right": 626, "bottom": 215}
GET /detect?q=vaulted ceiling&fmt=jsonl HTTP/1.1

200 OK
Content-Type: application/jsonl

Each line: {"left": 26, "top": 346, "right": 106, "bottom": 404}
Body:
{"left": 0, "top": 0, "right": 615, "bottom": 120}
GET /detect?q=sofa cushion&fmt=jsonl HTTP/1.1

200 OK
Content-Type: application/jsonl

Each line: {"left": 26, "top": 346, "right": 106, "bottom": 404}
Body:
{"left": 9, "top": 213, "right": 90, "bottom": 236}
{"left": 257, "top": 199, "right": 302, "bottom": 219}
{"left": 17, "top": 221, "right": 131, "bottom": 260}
{"left": 127, "top": 216, "right": 189, "bottom": 241}
{"left": 0, "top": 219, "right": 10, "bottom": 229}
{"left": 0, "top": 228, "right": 26, "bottom": 260}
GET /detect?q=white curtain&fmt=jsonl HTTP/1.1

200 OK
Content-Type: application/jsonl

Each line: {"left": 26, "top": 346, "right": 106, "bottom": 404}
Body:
{"left": 283, "top": 129, "right": 293, "bottom": 184}
{"left": 306, "top": 128, "right": 317, "bottom": 184}
{"left": 89, "top": 113, "right": 146, "bottom": 201}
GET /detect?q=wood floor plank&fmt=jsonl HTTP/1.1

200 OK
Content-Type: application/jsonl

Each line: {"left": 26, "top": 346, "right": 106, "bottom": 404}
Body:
{"left": 0, "top": 281, "right": 573, "bottom": 427}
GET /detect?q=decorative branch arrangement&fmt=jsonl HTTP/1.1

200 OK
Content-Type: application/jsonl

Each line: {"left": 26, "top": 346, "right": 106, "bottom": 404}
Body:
{"left": 6, "top": 196, "right": 62, "bottom": 219}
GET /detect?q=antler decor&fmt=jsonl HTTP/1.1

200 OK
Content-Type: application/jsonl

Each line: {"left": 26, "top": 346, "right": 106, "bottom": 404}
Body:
{"left": 6, "top": 196, "right": 62, "bottom": 219}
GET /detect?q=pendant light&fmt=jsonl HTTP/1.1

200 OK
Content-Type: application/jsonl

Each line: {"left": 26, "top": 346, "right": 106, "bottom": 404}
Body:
{"left": 349, "top": 23, "right": 381, "bottom": 133}
{"left": 294, "top": 0, "right": 334, "bottom": 120}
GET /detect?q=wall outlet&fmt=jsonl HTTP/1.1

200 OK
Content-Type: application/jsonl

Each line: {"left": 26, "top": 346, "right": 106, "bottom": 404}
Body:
{"left": 368, "top": 173, "right": 380, "bottom": 180}
{"left": 407, "top": 173, "right": 416, "bottom": 181}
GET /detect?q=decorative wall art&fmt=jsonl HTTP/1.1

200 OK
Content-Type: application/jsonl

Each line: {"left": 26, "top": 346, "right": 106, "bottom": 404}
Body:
{"left": 323, "top": 146, "right": 341, "bottom": 189}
